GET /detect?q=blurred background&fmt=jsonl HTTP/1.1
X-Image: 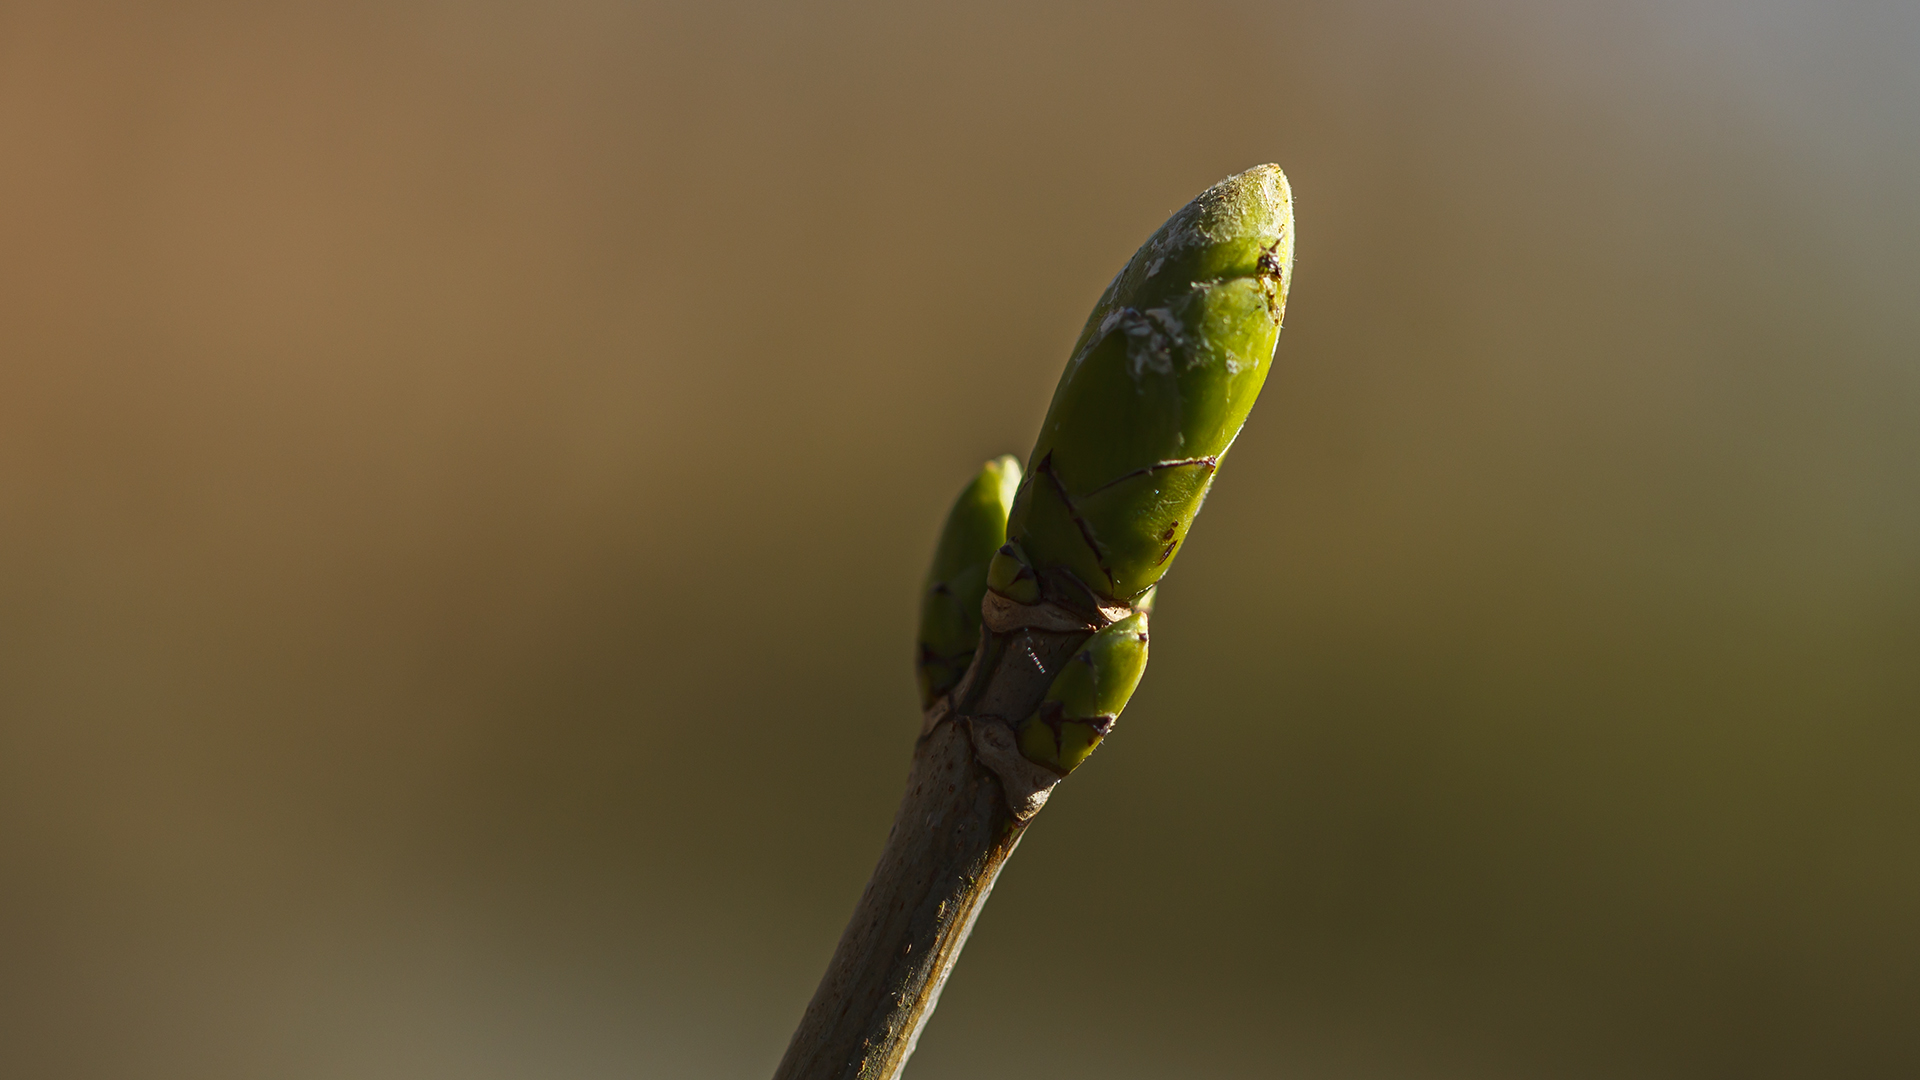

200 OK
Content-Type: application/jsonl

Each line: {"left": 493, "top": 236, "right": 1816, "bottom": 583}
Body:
{"left": 2, "top": 1, "right": 1916, "bottom": 1077}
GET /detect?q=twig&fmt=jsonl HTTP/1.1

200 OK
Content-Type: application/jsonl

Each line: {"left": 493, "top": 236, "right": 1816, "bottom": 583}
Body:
{"left": 774, "top": 164, "right": 1294, "bottom": 1080}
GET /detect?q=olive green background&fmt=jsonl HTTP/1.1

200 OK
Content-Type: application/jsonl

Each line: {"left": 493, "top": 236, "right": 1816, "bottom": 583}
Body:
{"left": 2, "top": 2, "right": 1915, "bottom": 1077}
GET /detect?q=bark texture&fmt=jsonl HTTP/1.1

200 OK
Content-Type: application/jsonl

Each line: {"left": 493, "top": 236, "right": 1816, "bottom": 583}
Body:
{"left": 771, "top": 721, "right": 1019, "bottom": 1080}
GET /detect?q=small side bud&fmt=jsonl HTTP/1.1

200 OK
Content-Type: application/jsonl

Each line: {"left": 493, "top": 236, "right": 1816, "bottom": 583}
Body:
{"left": 985, "top": 542, "right": 1041, "bottom": 605}
{"left": 1014, "top": 612, "right": 1150, "bottom": 775}
{"left": 916, "top": 456, "right": 1021, "bottom": 708}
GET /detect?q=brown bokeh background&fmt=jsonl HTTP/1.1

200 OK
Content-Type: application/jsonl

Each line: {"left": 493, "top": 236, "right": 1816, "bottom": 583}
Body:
{"left": 3, "top": 2, "right": 1917, "bottom": 1077}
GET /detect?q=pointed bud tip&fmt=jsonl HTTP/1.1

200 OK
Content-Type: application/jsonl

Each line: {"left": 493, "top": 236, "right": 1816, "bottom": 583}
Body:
{"left": 1155, "top": 164, "right": 1293, "bottom": 256}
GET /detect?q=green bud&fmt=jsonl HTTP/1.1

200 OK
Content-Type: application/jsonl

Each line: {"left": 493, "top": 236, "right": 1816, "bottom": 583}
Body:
{"left": 1015, "top": 612, "right": 1150, "bottom": 774}
{"left": 916, "top": 456, "right": 1022, "bottom": 707}
{"left": 984, "top": 541, "right": 1040, "bottom": 605}
{"left": 1007, "top": 165, "right": 1293, "bottom": 604}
